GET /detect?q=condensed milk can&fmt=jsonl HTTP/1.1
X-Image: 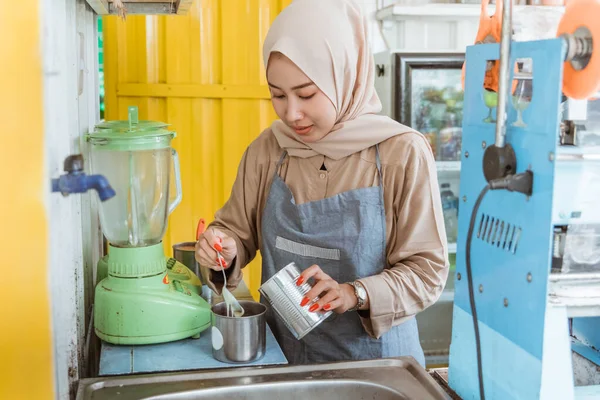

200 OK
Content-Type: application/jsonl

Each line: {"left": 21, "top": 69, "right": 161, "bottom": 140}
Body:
{"left": 259, "top": 262, "right": 333, "bottom": 340}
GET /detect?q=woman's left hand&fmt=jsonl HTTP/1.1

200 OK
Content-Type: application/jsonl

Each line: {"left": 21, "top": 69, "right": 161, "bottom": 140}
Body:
{"left": 296, "top": 264, "right": 357, "bottom": 314}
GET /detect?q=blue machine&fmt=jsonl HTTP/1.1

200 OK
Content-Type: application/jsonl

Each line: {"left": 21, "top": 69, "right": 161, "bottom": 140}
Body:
{"left": 447, "top": 5, "right": 600, "bottom": 400}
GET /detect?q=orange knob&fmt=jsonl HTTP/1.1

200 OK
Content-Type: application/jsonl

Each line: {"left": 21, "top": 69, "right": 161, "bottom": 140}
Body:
{"left": 557, "top": 0, "right": 600, "bottom": 99}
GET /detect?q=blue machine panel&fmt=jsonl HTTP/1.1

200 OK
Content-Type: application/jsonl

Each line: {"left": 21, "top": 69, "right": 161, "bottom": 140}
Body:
{"left": 448, "top": 38, "right": 565, "bottom": 399}
{"left": 572, "top": 316, "right": 600, "bottom": 366}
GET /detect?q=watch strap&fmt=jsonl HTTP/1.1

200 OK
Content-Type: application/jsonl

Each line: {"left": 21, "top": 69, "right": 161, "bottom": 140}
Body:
{"left": 347, "top": 281, "right": 365, "bottom": 312}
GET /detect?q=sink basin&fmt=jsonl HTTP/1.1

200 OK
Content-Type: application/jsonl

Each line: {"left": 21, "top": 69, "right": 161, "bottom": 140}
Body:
{"left": 77, "top": 357, "right": 452, "bottom": 400}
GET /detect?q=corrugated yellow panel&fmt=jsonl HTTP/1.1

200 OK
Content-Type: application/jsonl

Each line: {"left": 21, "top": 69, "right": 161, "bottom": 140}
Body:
{"left": 197, "top": 0, "right": 222, "bottom": 85}
{"left": 0, "top": 0, "right": 53, "bottom": 398}
{"left": 103, "top": 0, "right": 290, "bottom": 299}
{"left": 142, "top": 16, "right": 165, "bottom": 119}
{"left": 193, "top": 0, "right": 223, "bottom": 236}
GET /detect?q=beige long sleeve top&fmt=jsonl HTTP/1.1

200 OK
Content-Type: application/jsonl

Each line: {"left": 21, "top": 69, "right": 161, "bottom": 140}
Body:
{"left": 205, "top": 128, "right": 449, "bottom": 339}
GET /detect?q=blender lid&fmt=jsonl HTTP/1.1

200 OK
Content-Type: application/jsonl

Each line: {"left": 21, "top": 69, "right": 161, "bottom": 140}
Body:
{"left": 95, "top": 119, "right": 169, "bottom": 131}
{"left": 86, "top": 106, "right": 176, "bottom": 150}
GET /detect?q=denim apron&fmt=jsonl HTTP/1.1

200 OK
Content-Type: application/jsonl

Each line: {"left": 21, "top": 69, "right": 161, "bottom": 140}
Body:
{"left": 259, "top": 145, "right": 425, "bottom": 366}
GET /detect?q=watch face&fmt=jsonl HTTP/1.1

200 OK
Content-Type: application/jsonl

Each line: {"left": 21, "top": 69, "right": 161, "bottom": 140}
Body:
{"left": 356, "top": 285, "right": 367, "bottom": 300}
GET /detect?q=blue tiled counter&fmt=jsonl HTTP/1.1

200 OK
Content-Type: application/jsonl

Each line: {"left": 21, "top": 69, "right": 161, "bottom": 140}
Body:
{"left": 99, "top": 281, "right": 288, "bottom": 376}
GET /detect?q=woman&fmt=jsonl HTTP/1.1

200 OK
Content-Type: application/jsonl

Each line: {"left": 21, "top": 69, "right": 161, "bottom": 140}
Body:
{"left": 195, "top": 0, "right": 448, "bottom": 366}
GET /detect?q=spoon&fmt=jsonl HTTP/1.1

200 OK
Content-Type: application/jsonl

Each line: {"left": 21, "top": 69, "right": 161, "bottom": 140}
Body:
{"left": 216, "top": 249, "right": 245, "bottom": 318}
{"left": 197, "top": 219, "right": 245, "bottom": 317}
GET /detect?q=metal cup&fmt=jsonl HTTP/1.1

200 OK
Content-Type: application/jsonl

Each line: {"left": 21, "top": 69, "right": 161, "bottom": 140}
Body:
{"left": 211, "top": 300, "right": 266, "bottom": 364}
{"left": 172, "top": 242, "right": 201, "bottom": 282}
{"left": 259, "top": 262, "right": 333, "bottom": 340}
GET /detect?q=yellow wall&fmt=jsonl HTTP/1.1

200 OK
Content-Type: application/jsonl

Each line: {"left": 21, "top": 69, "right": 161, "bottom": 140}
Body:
{"left": 0, "top": 0, "right": 54, "bottom": 398}
{"left": 103, "top": 0, "right": 291, "bottom": 299}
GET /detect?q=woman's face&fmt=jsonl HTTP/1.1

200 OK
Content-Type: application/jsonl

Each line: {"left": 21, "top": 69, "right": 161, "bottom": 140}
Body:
{"left": 267, "top": 53, "right": 336, "bottom": 143}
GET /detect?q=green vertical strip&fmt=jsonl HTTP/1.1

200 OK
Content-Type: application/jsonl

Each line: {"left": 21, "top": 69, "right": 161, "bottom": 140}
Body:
{"left": 98, "top": 16, "right": 105, "bottom": 120}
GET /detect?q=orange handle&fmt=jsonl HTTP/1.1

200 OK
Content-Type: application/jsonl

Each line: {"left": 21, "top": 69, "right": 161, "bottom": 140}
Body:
{"left": 196, "top": 218, "right": 206, "bottom": 241}
{"left": 462, "top": 0, "right": 519, "bottom": 94}
{"left": 476, "top": 0, "right": 502, "bottom": 43}
{"left": 479, "top": 0, "right": 502, "bottom": 27}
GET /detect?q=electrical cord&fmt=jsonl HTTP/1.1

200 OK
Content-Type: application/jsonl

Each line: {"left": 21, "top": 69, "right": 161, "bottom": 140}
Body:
{"left": 466, "top": 184, "right": 489, "bottom": 400}
{"left": 465, "top": 170, "right": 533, "bottom": 400}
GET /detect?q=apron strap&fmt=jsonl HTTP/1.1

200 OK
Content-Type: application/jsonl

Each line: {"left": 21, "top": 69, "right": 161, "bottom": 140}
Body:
{"left": 276, "top": 150, "right": 288, "bottom": 174}
{"left": 375, "top": 144, "right": 383, "bottom": 186}
{"left": 375, "top": 144, "right": 387, "bottom": 267}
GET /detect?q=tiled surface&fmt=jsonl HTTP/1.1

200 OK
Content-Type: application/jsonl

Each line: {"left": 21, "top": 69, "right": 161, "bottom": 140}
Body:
{"left": 99, "top": 323, "right": 287, "bottom": 376}
{"left": 99, "top": 281, "right": 287, "bottom": 375}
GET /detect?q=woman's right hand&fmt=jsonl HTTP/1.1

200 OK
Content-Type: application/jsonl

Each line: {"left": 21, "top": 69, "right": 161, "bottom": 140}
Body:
{"left": 195, "top": 228, "right": 237, "bottom": 271}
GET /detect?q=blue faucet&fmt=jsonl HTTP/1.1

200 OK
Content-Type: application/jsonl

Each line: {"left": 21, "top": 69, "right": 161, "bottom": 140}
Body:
{"left": 52, "top": 154, "right": 116, "bottom": 201}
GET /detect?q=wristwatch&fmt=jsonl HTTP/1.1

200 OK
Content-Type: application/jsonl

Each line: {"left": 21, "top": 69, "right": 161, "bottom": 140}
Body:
{"left": 347, "top": 281, "right": 367, "bottom": 312}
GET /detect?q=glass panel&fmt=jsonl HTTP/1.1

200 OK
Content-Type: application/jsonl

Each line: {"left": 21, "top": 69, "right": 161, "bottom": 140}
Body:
{"left": 410, "top": 67, "right": 463, "bottom": 249}
{"left": 410, "top": 68, "right": 463, "bottom": 161}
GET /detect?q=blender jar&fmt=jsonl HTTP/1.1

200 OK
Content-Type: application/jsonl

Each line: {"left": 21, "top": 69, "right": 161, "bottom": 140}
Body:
{"left": 86, "top": 107, "right": 182, "bottom": 247}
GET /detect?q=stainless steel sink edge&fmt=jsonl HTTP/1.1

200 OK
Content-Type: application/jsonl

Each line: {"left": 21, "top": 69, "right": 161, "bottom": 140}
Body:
{"left": 77, "top": 357, "right": 452, "bottom": 400}
{"left": 145, "top": 380, "right": 407, "bottom": 400}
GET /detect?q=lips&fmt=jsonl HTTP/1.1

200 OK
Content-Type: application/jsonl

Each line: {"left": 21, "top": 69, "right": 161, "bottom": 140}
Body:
{"left": 294, "top": 125, "right": 313, "bottom": 135}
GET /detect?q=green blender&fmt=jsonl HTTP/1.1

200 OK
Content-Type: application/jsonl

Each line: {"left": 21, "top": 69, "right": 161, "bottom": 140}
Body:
{"left": 89, "top": 106, "right": 211, "bottom": 345}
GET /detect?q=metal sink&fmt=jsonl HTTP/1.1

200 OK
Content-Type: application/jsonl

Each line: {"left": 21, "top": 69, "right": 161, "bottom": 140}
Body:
{"left": 77, "top": 357, "right": 452, "bottom": 400}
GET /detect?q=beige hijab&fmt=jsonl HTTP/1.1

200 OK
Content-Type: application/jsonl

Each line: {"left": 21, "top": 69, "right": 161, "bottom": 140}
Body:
{"left": 263, "top": 0, "right": 414, "bottom": 160}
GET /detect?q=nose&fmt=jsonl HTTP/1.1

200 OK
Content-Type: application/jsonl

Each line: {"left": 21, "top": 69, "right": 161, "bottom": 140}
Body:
{"left": 285, "top": 99, "right": 303, "bottom": 123}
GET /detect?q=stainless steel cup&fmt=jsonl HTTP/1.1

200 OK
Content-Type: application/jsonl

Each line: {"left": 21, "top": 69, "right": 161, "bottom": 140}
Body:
{"left": 211, "top": 300, "right": 266, "bottom": 363}
{"left": 259, "top": 262, "right": 333, "bottom": 340}
{"left": 172, "top": 242, "right": 201, "bottom": 282}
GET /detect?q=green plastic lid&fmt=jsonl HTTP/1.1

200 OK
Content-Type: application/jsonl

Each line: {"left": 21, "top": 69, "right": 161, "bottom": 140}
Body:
{"left": 86, "top": 106, "right": 176, "bottom": 151}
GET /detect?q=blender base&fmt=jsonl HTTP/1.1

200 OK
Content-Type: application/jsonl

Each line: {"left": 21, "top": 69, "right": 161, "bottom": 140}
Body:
{"left": 94, "top": 245, "right": 212, "bottom": 346}
{"left": 95, "top": 324, "right": 210, "bottom": 346}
